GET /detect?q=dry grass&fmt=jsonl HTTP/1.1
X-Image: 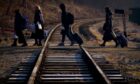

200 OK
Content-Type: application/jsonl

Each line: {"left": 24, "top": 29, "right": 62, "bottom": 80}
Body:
{"left": 81, "top": 18, "right": 140, "bottom": 84}
{"left": 0, "top": 0, "right": 101, "bottom": 46}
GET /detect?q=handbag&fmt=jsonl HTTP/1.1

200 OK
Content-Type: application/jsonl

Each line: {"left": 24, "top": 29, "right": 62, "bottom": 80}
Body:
{"left": 37, "top": 22, "right": 42, "bottom": 30}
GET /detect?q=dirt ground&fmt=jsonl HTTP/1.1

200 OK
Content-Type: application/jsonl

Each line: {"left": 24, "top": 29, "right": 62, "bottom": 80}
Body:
{"left": 83, "top": 19, "right": 140, "bottom": 84}
{"left": 0, "top": 26, "right": 52, "bottom": 83}
{"left": 0, "top": 39, "right": 42, "bottom": 84}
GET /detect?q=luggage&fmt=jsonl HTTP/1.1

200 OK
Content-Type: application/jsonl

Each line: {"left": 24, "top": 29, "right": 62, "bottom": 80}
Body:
{"left": 37, "top": 22, "right": 42, "bottom": 30}
{"left": 116, "top": 33, "right": 128, "bottom": 48}
{"left": 73, "top": 33, "right": 83, "bottom": 45}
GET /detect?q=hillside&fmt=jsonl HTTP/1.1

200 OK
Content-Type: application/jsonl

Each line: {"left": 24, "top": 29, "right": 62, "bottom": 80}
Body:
{"left": 0, "top": 0, "right": 101, "bottom": 28}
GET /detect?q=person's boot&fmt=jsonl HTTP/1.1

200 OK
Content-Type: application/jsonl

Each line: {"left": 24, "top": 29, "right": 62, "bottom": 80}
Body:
{"left": 114, "top": 39, "right": 119, "bottom": 48}
{"left": 33, "top": 39, "right": 38, "bottom": 46}
{"left": 11, "top": 39, "right": 17, "bottom": 47}
{"left": 100, "top": 41, "right": 106, "bottom": 47}
{"left": 21, "top": 43, "right": 27, "bottom": 47}
{"left": 100, "top": 44, "right": 105, "bottom": 47}
{"left": 38, "top": 42, "right": 42, "bottom": 46}
{"left": 58, "top": 42, "right": 64, "bottom": 46}
{"left": 38, "top": 40, "right": 42, "bottom": 46}
{"left": 11, "top": 43, "right": 17, "bottom": 47}
{"left": 115, "top": 43, "right": 119, "bottom": 48}
{"left": 33, "top": 43, "right": 38, "bottom": 46}
{"left": 70, "top": 41, "right": 75, "bottom": 46}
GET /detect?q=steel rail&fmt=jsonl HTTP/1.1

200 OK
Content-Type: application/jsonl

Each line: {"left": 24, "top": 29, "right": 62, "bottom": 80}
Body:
{"left": 28, "top": 24, "right": 61, "bottom": 84}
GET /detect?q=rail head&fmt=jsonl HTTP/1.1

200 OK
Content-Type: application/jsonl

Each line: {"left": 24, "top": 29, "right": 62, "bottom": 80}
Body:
{"left": 27, "top": 24, "right": 61, "bottom": 84}
{"left": 28, "top": 18, "right": 106, "bottom": 84}
{"left": 80, "top": 46, "right": 112, "bottom": 84}
{"left": 72, "top": 19, "right": 111, "bottom": 84}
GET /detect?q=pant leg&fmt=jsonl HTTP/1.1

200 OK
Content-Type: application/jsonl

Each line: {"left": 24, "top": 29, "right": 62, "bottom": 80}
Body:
{"left": 20, "top": 31, "right": 27, "bottom": 44}
{"left": 60, "top": 29, "right": 66, "bottom": 43}
{"left": 66, "top": 30, "right": 74, "bottom": 42}
{"left": 17, "top": 30, "right": 27, "bottom": 44}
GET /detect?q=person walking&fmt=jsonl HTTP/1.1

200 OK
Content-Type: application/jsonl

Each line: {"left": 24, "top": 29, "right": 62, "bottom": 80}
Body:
{"left": 100, "top": 7, "right": 118, "bottom": 47}
{"left": 33, "top": 5, "right": 44, "bottom": 46}
{"left": 58, "top": 3, "right": 74, "bottom": 46}
{"left": 11, "top": 9, "right": 27, "bottom": 47}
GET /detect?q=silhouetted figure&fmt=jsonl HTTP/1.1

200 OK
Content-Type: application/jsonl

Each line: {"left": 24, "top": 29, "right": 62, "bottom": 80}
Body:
{"left": 100, "top": 7, "right": 118, "bottom": 47}
{"left": 58, "top": 3, "right": 74, "bottom": 46}
{"left": 11, "top": 9, "right": 27, "bottom": 47}
{"left": 33, "top": 5, "right": 44, "bottom": 46}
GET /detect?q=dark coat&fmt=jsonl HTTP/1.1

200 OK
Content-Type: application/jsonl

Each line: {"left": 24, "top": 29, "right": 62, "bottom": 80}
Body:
{"left": 103, "top": 22, "right": 115, "bottom": 41}
{"left": 105, "top": 9, "right": 112, "bottom": 28}
{"left": 33, "top": 10, "right": 44, "bottom": 39}
{"left": 14, "top": 11, "right": 26, "bottom": 43}
{"left": 61, "top": 12, "right": 70, "bottom": 30}
{"left": 14, "top": 12, "right": 24, "bottom": 31}
{"left": 103, "top": 8, "right": 114, "bottom": 41}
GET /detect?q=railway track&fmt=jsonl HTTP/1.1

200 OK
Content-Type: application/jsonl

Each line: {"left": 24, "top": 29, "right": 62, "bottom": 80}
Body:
{"left": 6, "top": 19, "right": 128, "bottom": 84}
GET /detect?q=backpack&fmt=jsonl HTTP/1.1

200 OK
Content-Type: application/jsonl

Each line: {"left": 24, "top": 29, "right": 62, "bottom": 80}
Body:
{"left": 67, "top": 12, "right": 74, "bottom": 25}
{"left": 116, "top": 33, "right": 128, "bottom": 48}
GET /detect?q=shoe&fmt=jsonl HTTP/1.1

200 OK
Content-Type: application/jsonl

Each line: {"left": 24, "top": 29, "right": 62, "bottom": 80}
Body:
{"left": 58, "top": 43, "right": 64, "bottom": 46}
{"left": 115, "top": 44, "right": 119, "bottom": 48}
{"left": 33, "top": 43, "right": 38, "bottom": 46}
{"left": 11, "top": 44, "right": 17, "bottom": 47}
{"left": 38, "top": 43, "right": 42, "bottom": 46}
{"left": 21, "top": 43, "right": 27, "bottom": 47}
{"left": 70, "top": 42, "right": 75, "bottom": 46}
{"left": 100, "top": 44, "right": 105, "bottom": 47}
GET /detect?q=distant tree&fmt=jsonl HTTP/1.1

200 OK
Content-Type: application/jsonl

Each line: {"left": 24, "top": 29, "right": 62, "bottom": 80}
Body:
{"left": 5, "top": 0, "right": 13, "bottom": 15}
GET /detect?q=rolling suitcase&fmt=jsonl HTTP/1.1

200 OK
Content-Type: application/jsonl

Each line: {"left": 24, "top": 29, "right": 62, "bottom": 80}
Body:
{"left": 117, "top": 33, "right": 128, "bottom": 48}
{"left": 73, "top": 33, "right": 83, "bottom": 45}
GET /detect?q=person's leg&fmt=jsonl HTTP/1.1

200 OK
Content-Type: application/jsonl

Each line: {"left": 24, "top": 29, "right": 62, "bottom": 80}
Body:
{"left": 100, "top": 40, "right": 106, "bottom": 46}
{"left": 20, "top": 31, "right": 27, "bottom": 47}
{"left": 66, "top": 27, "right": 75, "bottom": 46}
{"left": 34, "top": 28, "right": 39, "bottom": 46}
{"left": 113, "top": 38, "right": 119, "bottom": 47}
{"left": 100, "top": 33, "right": 107, "bottom": 46}
{"left": 58, "top": 34, "right": 65, "bottom": 46}
{"left": 62, "top": 34, "right": 65, "bottom": 43}
{"left": 21, "top": 36, "right": 27, "bottom": 47}
{"left": 58, "top": 29, "right": 65, "bottom": 46}
{"left": 11, "top": 38, "right": 17, "bottom": 46}
{"left": 31, "top": 32, "right": 38, "bottom": 46}
{"left": 38, "top": 39, "right": 42, "bottom": 46}
{"left": 67, "top": 32, "right": 74, "bottom": 46}
{"left": 33, "top": 38, "right": 38, "bottom": 45}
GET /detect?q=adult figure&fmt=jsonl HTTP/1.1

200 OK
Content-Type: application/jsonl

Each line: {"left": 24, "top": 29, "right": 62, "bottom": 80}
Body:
{"left": 100, "top": 7, "right": 118, "bottom": 47}
{"left": 11, "top": 9, "right": 27, "bottom": 47}
{"left": 58, "top": 3, "right": 74, "bottom": 46}
{"left": 33, "top": 5, "right": 44, "bottom": 46}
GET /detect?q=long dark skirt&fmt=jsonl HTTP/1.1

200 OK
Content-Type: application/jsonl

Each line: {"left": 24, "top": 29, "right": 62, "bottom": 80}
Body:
{"left": 31, "top": 26, "right": 44, "bottom": 40}
{"left": 103, "top": 31, "right": 115, "bottom": 41}
{"left": 15, "top": 29, "right": 26, "bottom": 43}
